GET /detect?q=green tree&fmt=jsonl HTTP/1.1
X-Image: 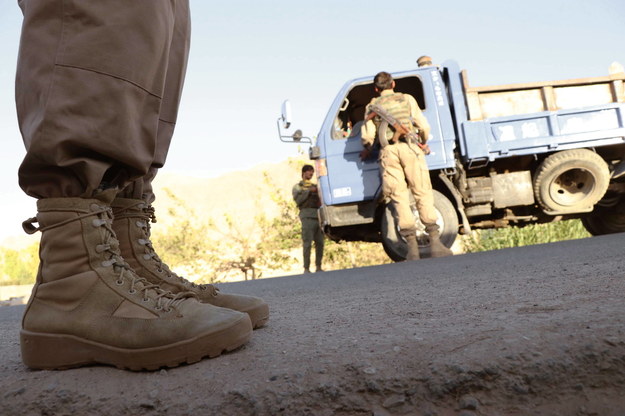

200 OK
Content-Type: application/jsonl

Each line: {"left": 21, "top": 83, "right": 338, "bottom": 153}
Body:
{"left": 150, "top": 190, "right": 228, "bottom": 284}
{"left": 0, "top": 242, "right": 39, "bottom": 286}
{"left": 254, "top": 172, "right": 301, "bottom": 271}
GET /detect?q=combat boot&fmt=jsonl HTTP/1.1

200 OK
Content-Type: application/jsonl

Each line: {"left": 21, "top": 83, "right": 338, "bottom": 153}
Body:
{"left": 425, "top": 224, "right": 453, "bottom": 258}
{"left": 20, "top": 191, "right": 252, "bottom": 371}
{"left": 111, "top": 197, "right": 269, "bottom": 329}
{"left": 401, "top": 230, "right": 420, "bottom": 261}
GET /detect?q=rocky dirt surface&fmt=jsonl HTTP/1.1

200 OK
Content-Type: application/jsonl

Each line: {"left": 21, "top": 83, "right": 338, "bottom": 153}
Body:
{"left": 1, "top": 233, "right": 625, "bottom": 415}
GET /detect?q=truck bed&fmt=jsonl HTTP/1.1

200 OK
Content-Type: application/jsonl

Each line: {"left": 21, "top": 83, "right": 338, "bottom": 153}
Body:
{"left": 457, "top": 67, "right": 625, "bottom": 163}
{"left": 462, "top": 69, "right": 625, "bottom": 121}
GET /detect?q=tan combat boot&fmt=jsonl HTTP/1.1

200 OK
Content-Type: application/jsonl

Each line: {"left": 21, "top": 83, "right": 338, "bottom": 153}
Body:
{"left": 401, "top": 230, "right": 421, "bottom": 261}
{"left": 425, "top": 224, "right": 453, "bottom": 258}
{"left": 111, "top": 198, "right": 269, "bottom": 329}
{"left": 20, "top": 191, "right": 252, "bottom": 371}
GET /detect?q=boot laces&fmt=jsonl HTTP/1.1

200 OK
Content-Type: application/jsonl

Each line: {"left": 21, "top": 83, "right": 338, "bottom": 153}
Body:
{"left": 92, "top": 205, "right": 192, "bottom": 311}
{"left": 117, "top": 203, "right": 219, "bottom": 297}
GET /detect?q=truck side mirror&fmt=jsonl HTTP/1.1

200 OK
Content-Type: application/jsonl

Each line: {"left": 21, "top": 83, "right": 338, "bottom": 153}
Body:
{"left": 281, "top": 100, "right": 292, "bottom": 129}
{"left": 277, "top": 100, "right": 312, "bottom": 144}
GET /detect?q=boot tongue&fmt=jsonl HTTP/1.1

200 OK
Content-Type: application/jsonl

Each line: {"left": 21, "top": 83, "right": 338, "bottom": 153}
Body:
{"left": 93, "top": 188, "right": 118, "bottom": 205}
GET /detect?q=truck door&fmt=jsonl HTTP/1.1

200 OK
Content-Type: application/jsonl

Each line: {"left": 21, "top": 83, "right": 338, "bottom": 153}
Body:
{"left": 318, "top": 71, "right": 455, "bottom": 207}
{"left": 317, "top": 81, "right": 381, "bottom": 207}
{"left": 395, "top": 70, "right": 456, "bottom": 171}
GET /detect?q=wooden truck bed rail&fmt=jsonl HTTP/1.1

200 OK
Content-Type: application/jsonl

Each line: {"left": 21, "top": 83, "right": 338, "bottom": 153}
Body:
{"left": 462, "top": 69, "right": 625, "bottom": 121}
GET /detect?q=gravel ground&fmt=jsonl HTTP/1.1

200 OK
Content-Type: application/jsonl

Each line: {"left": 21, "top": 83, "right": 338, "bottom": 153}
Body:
{"left": 1, "top": 233, "right": 624, "bottom": 415}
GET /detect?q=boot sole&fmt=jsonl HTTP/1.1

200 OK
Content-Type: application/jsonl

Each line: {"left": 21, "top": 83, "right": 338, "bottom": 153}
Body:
{"left": 246, "top": 303, "right": 270, "bottom": 329}
{"left": 20, "top": 315, "right": 252, "bottom": 371}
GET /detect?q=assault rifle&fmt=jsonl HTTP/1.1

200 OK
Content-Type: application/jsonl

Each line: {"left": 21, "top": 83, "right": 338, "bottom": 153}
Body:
{"left": 367, "top": 104, "right": 431, "bottom": 155}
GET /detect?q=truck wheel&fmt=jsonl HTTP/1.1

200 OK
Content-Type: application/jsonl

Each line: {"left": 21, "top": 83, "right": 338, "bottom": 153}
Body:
{"left": 381, "top": 190, "right": 459, "bottom": 262}
{"left": 533, "top": 149, "right": 609, "bottom": 214}
{"left": 581, "top": 197, "right": 625, "bottom": 235}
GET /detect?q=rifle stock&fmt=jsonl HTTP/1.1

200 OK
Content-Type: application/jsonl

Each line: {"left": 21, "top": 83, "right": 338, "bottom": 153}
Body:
{"left": 368, "top": 105, "right": 431, "bottom": 155}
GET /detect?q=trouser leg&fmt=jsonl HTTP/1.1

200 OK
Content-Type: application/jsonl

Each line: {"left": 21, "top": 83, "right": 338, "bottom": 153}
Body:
{"left": 314, "top": 225, "right": 324, "bottom": 269}
{"left": 399, "top": 142, "right": 438, "bottom": 226}
{"left": 118, "top": 0, "right": 191, "bottom": 203}
{"left": 302, "top": 240, "right": 312, "bottom": 271}
{"left": 380, "top": 146, "right": 416, "bottom": 233}
{"left": 301, "top": 218, "right": 317, "bottom": 271}
{"left": 400, "top": 143, "right": 452, "bottom": 257}
{"left": 16, "top": 0, "right": 186, "bottom": 199}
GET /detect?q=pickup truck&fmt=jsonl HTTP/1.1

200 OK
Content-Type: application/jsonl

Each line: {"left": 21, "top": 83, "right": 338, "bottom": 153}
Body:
{"left": 278, "top": 59, "right": 625, "bottom": 261}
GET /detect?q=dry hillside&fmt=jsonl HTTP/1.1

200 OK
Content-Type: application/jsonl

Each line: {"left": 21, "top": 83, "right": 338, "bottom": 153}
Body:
{"left": 151, "top": 157, "right": 308, "bottom": 232}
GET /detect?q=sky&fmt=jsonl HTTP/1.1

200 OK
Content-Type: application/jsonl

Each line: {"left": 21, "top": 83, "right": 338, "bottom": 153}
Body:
{"left": 1, "top": 0, "right": 624, "bottom": 241}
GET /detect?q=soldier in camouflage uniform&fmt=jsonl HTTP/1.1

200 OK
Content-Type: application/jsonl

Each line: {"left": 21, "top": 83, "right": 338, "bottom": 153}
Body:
{"left": 292, "top": 165, "right": 325, "bottom": 273}
{"left": 361, "top": 72, "right": 452, "bottom": 260}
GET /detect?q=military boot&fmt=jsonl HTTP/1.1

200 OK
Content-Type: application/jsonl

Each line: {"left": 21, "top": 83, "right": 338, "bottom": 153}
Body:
{"left": 425, "top": 224, "right": 453, "bottom": 258}
{"left": 20, "top": 191, "right": 252, "bottom": 371}
{"left": 401, "top": 230, "right": 421, "bottom": 261}
{"left": 111, "top": 197, "right": 269, "bottom": 329}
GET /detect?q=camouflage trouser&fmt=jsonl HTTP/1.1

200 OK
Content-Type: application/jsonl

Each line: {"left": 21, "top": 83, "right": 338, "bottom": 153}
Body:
{"left": 301, "top": 217, "right": 324, "bottom": 270}
{"left": 379, "top": 141, "right": 437, "bottom": 232}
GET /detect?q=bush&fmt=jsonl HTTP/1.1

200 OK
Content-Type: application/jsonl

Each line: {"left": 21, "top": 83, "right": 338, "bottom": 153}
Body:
{"left": 0, "top": 243, "right": 39, "bottom": 286}
{"left": 462, "top": 219, "right": 591, "bottom": 253}
{"left": 0, "top": 196, "right": 594, "bottom": 286}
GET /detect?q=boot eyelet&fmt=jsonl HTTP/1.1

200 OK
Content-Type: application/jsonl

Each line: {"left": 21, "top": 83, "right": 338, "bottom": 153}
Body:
{"left": 155, "top": 305, "right": 163, "bottom": 311}
{"left": 128, "top": 289, "right": 137, "bottom": 294}
{"left": 164, "top": 308, "right": 172, "bottom": 313}
{"left": 143, "top": 254, "right": 152, "bottom": 260}
{"left": 157, "top": 268, "right": 163, "bottom": 273}
{"left": 102, "top": 259, "right": 117, "bottom": 267}
{"left": 115, "top": 280, "right": 124, "bottom": 286}
{"left": 142, "top": 297, "right": 150, "bottom": 303}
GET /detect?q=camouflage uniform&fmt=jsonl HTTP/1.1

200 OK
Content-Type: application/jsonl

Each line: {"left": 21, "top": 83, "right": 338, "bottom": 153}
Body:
{"left": 292, "top": 180, "right": 324, "bottom": 272}
{"left": 362, "top": 90, "right": 438, "bottom": 234}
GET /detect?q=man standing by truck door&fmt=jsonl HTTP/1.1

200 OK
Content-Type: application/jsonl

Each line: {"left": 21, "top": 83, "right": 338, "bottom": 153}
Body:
{"left": 292, "top": 165, "right": 325, "bottom": 273}
{"left": 360, "top": 72, "right": 452, "bottom": 260}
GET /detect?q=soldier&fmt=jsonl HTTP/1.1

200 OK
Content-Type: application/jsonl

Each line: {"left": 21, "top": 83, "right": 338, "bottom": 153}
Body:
{"left": 360, "top": 72, "right": 453, "bottom": 261}
{"left": 15, "top": 0, "right": 267, "bottom": 371}
{"left": 417, "top": 55, "right": 434, "bottom": 67}
{"left": 292, "top": 165, "right": 325, "bottom": 273}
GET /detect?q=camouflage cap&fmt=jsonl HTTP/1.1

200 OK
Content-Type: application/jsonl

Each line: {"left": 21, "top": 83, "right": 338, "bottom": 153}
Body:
{"left": 417, "top": 55, "right": 433, "bottom": 67}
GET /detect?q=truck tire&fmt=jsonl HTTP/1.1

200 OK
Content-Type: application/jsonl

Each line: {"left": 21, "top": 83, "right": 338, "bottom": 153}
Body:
{"left": 533, "top": 149, "right": 609, "bottom": 215}
{"left": 381, "top": 190, "right": 458, "bottom": 262}
{"left": 581, "top": 197, "right": 625, "bottom": 235}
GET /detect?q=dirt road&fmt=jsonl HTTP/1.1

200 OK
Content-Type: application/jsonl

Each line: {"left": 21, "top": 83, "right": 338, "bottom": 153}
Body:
{"left": 1, "top": 233, "right": 624, "bottom": 415}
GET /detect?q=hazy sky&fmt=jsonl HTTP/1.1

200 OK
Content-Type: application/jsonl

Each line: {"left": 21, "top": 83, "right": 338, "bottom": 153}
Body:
{"left": 1, "top": 0, "right": 624, "bottom": 240}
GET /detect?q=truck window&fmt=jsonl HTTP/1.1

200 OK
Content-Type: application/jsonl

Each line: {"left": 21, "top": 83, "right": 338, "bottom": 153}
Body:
{"left": 333, "top": 75, "right": 426, "bottom": 140}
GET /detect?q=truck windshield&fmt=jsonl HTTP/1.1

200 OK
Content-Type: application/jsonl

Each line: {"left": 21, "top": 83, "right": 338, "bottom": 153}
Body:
{"left": 332, "top": 75, "right": 426, "bottom": 140}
